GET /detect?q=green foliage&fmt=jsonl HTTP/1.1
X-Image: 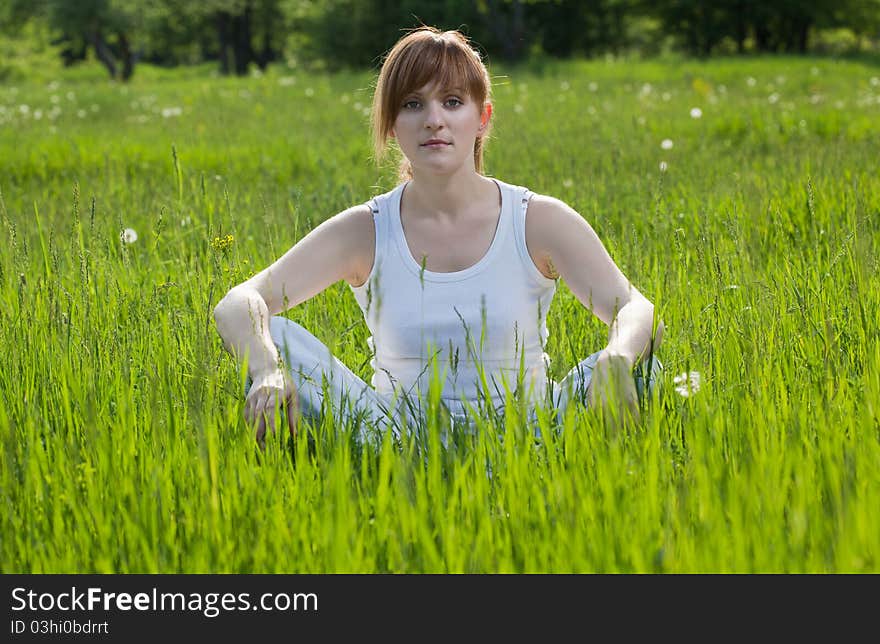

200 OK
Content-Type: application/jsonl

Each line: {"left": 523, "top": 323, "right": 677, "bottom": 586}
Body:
{"left": 0, "top": 57, "right": 879, "bottom": 572}
{"left": 0, "top": 20, "right": 64, "bottom": 82}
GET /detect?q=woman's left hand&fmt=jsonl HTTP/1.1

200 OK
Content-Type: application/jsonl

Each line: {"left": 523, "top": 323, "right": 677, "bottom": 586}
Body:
{"left": 588, "top": 351, "right": 640, "bottom": 425}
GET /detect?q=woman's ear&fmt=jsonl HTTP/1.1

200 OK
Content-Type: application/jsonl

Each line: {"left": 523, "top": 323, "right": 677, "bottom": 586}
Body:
{"left": 479, "top": 102, "right": 493, "bottom": 131}
{"left": 389, "top": 128, "right": 396, "bottom": 139}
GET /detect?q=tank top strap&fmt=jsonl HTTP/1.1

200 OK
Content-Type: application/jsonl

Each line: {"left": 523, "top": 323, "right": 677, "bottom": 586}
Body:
{"left": 362, "top": 184, "right": 405, "bottom": 281}
{"left": 506, "top": 182, "right": 551, "bottom": 286}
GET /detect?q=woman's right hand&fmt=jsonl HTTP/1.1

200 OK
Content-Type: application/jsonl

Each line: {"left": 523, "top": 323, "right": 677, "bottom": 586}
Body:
{"left": 244, "top": 369, "right": 299, "bottom": 446}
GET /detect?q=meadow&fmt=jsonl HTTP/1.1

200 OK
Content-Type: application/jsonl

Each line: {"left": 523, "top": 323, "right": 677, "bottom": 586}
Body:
{"left": 1, "top": 54, "right": 878, "bottom": 572}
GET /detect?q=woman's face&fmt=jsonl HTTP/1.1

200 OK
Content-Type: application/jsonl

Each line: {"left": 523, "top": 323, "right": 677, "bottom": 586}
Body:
{"left": 392, "top": 80, "right": 490, "bottom": 176}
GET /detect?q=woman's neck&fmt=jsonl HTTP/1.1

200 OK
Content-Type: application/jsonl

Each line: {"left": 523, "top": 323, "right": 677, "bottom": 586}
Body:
{"left": 403, "top": 167, "right": 496, "bottom": 223}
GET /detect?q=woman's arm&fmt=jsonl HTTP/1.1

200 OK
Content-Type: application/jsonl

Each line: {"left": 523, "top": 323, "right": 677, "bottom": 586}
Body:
{"left": 524, "top": 194, "right": 664, "bottom": 418}
{"left": 213, "top": 203, "right": 375, "bottom": 440}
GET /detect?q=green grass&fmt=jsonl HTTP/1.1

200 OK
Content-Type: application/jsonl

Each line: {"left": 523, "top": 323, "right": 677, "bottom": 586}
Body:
{"left": 1, "top": 56, "right": 879, "bottom": 572}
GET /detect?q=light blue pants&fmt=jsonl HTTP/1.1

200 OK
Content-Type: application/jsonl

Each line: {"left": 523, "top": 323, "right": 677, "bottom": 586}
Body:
{"left": 247, "top": 317, "right": 662, "bottom": 443}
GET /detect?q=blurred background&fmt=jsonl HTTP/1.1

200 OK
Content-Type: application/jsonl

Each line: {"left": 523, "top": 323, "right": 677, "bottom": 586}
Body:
{"left": 2, "top": 0, "right": 879, "bottom": 82}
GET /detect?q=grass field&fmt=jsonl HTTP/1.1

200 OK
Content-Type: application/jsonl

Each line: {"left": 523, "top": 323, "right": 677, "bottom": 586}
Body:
{"left": 1, "top": 55, "right": 878, "bottom": 572}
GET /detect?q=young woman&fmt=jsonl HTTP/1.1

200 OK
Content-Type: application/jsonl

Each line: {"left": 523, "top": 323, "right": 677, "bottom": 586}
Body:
{"left": 213, "top": 27, "right": 664, "bottom": 445}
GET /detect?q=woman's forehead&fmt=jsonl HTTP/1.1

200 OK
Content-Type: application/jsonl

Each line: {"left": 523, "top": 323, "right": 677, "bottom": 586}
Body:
{"left": 405, "top": 80, "right": 467, "bottom": 96}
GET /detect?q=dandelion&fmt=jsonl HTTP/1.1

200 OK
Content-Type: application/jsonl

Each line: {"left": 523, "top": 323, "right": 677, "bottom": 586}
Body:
{"left": 661, "top": 138, "right": 673, "bottom": 150}
{"left": 768, "top": 93, "right": 779, "bottom": 104}
{"left": 19, "top": 104, "right": 29, "bottom": 115}
{"left": 161, "top": 107, "right": 182, "bottom": 118}
{"left": 636, "top": 116, "right": 646, "bottom": 126}
{"left": 799, "top": 119, "right": 807, "bottom": 129}
{"left": 562, "top": 178, "right": 573, "bottom": 188}
{"left": 871, "top": 77, "right": 879, "bottom": 87}
{"left": 659, "top": 161, "right": 668, "bottom": 172}
{"left": 673, "top": 371, "right": 701, "bottom": 397}
{"left": 514, "top": 104, "right": 524, "bottom": 113}
{"left": 588, "top": 82, "right": 598, "bottom": 92}
{"left": 279, "top": 76, "right": 296, "bottom": 86}
{"left": 33, "top": 109, "right": 43, "bottom": 120}
{"left": 121, "top": 228, "right": 138, "bottom": 244}
{"left": 560, "top": 81, "right": 570, "bottom": 91}
{"left": 50, "top": 95, "right": 59, "bottom": 104}
{"left": 690, "top": 107, "right": 702, "bottom": 119}
{"left": 811, "top": 67, "right": 820, "bottom": 76}
{"left": 66, "top": 91, "right": 75, "bottom": 101}
{"left": 661, "top": 92, "right": 671, "bottom": 101}
{"left": 77, "top": 109, "right": 86, "bottom": 118}
{"left": 746, "top": 77, "right": 756, "bottom": 87}
{"left": 304, "top": 87, "right": 314, "bottom": 97}
{"left": 211, "top": 234, "right": 235, "bottom": 253}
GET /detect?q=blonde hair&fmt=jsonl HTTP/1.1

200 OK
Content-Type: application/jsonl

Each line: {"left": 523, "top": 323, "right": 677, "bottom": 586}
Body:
{"left": 371, "top": 27, "right": 492, "bottom": 181}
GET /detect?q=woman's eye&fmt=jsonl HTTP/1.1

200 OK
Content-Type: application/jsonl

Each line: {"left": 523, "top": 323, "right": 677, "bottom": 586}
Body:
{"left": 403, "top": 100, "right": 420, "bottom": 109}
{"left": 445, "top": 98, "right": 463, "bottom": 107}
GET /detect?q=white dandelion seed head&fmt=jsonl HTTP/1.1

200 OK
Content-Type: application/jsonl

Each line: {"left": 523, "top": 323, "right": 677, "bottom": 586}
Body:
{"left": 304, "top": 87, "right": 314, "bottom": 97}
{"left": 661, "top": 138, "right": 674, "bottom": 150}
{"left": 673, "top": 371, "right": 701, "bottom": 397}
{"left": 562, "top": 178, "right": 573, "bottom": 188}
{"left": 121, "top": 228, "right": 138, "bottom": 244}
{"left": 77, "top": 109, "right": 86, "bottom": 118}
{"left": 514, "top": 104, "right": 524, "bottom": 113}
{"left": 746, "top": 77, "right": 756, "bottom": 87}
{"left": 690, "top": 107, "right": 702, "bottom": 119}
{"left": 661, "top": 92, "right": 671, "bottom": 102}
{"left": 560, "top": 81, "right": 570, "bottom": 91}
{"left": 659, "top": 161, "right": 668, "bottom": 172}
{"left": 161, "top": 106, "right": 182, "bottom": 118}
{"left": 588, "top": 81, "right": 598, "bottom": 92}
{"left": 768, "top": 93, "right": 780, "bottom": 104}
{"left": 871, "top": 77, "right": 879, "bottom": 87}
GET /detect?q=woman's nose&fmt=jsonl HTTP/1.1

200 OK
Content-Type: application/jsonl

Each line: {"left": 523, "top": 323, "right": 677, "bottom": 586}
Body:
{"left": 424, "top": 101, "right": 444, "bottom": 128}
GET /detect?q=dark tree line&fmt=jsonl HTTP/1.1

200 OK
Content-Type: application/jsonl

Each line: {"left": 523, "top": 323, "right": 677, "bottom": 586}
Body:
{"left": 1, "top": 0, "right": 878, "bottom": 81}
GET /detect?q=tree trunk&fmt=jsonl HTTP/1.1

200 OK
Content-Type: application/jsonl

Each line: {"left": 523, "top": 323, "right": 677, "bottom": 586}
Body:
{"left": 232, "top": 3, "right": 254, "bottom": 76}
{"left": 217, "top": 12, "right": 232, "bottom": 75}
{"left": 118, "top": 31, "right": 134, "bottom": 81}
{"left": 87, "top": 27, "right": 117, "bottom": 79}
{"left": 484, "top": 0, "right": 527, "bottom": 61}
{"left": 797, "top": 18, "right": 811, "bottom": 53}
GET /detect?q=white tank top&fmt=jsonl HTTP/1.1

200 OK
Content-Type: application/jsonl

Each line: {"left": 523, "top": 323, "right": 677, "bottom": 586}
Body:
{"left": 350, "top": 178, "right": 557, "bottom": 414}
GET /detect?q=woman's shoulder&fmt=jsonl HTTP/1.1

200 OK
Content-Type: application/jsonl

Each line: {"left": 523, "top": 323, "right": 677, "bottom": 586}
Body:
{"left": 366, "top": 182, "right": 407, "bottom": 211}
